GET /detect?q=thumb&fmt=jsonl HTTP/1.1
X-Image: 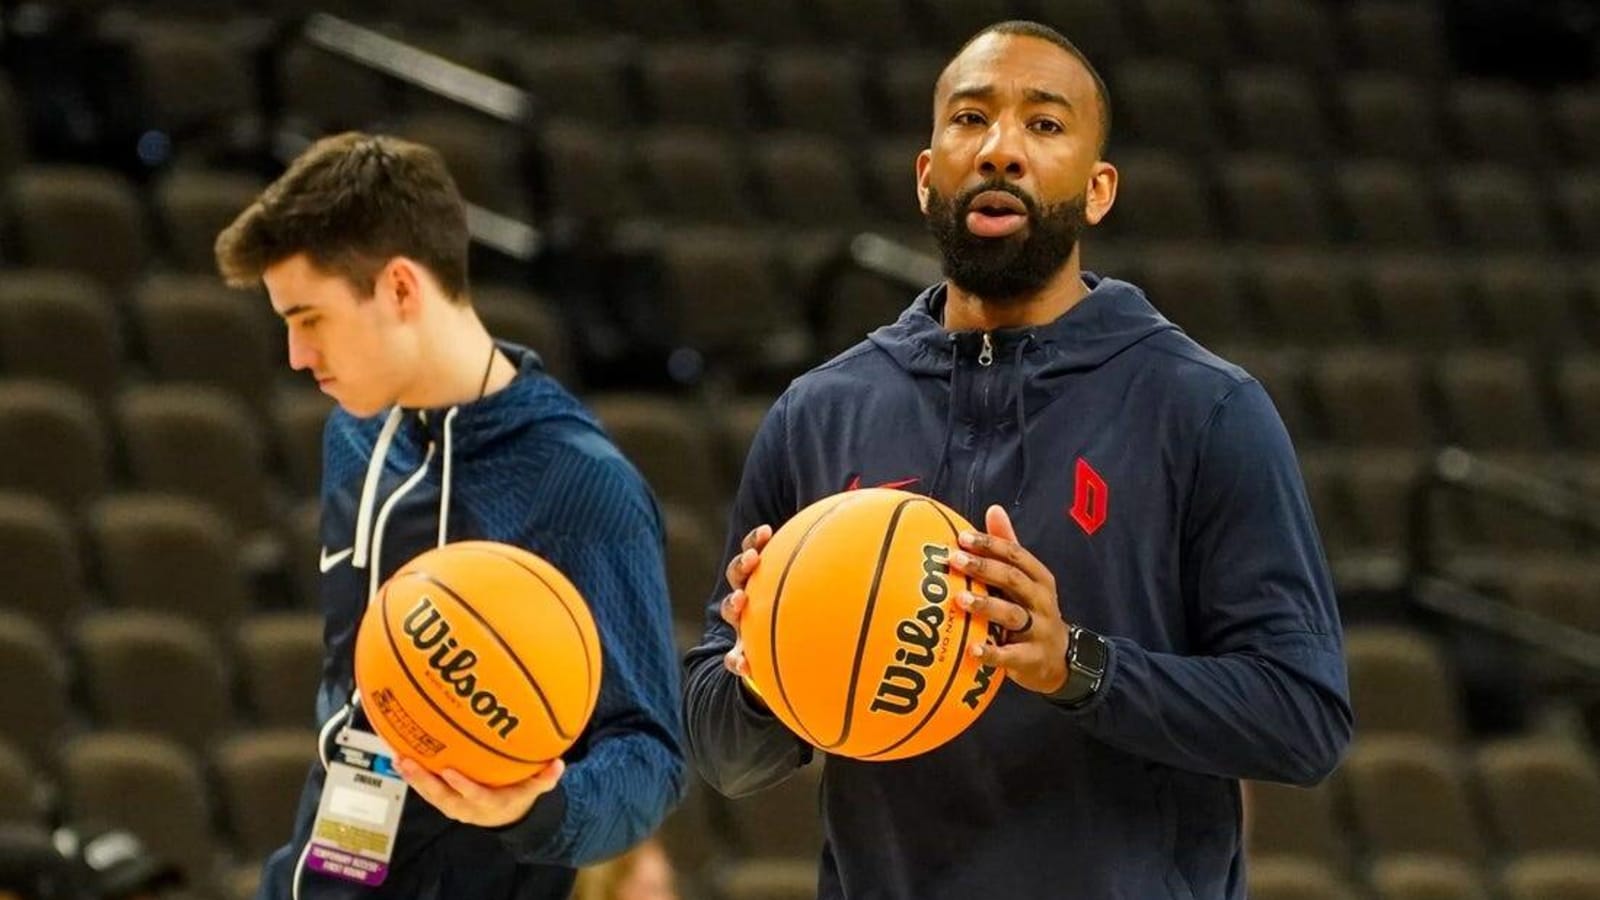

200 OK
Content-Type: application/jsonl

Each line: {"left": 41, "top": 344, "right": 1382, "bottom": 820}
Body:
{"left": 985, "top": 503, "right": 1017, "bottom": 542}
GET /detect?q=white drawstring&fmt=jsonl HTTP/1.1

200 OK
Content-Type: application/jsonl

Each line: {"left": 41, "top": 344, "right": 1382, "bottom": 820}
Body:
{"left": 437, "top": 406, "right": 459, "bottom": 548}
{"left": 353, "top": 407, "right": 404, "bottom": 570}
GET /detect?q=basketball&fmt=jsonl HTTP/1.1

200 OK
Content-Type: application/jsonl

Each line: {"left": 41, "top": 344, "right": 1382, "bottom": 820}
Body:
{"left": 353, "top": 541, "right": 603, "bottom": 786}
{"left": 740, "top": 488, "right": 1005, "bottom": 761}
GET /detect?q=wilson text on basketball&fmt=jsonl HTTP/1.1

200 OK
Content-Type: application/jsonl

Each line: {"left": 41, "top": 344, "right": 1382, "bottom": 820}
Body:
{"left": 869, "top": 543, "right": 954, "bottom": 715}
{"left": 401, "top": 597, "right": 521, "bottom": 739}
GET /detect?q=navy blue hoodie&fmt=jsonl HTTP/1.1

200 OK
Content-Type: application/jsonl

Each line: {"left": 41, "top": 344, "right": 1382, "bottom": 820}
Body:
{"left": 258, "top": 344, "right": 685, "bottom": 900}
{"left": 683, "top": 276, "right": 1351, "bottom": 900}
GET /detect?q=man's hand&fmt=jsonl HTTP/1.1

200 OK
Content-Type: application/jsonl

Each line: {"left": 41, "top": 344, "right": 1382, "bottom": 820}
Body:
{"left": 395, "top": 757, "right": 565, "bottom": 827}
{"left": 947, "top": 504, "right": 1072, "bottom": 695}
{"left": 719, "top": 524, "right": 772, "bottom": 680}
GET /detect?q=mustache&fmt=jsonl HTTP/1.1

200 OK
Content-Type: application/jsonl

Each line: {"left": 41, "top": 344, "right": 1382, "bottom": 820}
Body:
{"left": 956, "top": 179, "right": 1040, "bottom": 216}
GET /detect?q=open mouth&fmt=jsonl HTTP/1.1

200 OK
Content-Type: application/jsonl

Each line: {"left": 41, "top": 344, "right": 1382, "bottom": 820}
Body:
{"left": 965, "top": 190, "right": 1029, "bottom": 238}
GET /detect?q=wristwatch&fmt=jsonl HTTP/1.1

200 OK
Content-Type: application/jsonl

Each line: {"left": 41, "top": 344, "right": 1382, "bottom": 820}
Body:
{"left": 1047, "top": 625, "right": 1109, "bottom": 709}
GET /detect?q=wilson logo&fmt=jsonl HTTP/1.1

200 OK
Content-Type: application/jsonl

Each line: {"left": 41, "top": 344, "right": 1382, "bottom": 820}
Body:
{"left": 402, "top": 597, "right": 520, "bottom": 739}
{"left": 870, "top": 543, "right": 953, "bottom": 716}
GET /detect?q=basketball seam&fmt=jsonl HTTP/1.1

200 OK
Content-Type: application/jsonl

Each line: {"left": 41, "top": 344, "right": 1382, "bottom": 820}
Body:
{"left": 375, "top": 575, "right": 546, "bottom": 764}
{"left": 444, "top": 544, "right": 599, "bottom": 731}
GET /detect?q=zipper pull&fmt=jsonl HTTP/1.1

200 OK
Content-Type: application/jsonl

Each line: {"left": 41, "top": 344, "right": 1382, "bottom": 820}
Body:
{"left": 978, "top": 333, "right": 995, "bottom": 367}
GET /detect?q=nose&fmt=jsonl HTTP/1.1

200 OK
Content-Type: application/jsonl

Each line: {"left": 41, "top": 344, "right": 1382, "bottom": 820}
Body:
{"left": 287, "top": 328, "right": 319, "bottom": 372}
{"left": 975, "top": 117, "right": 1027, "bottom": 180}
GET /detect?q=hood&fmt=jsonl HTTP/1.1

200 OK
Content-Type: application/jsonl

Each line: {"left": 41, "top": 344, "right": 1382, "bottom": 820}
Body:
{"left": 867, "top": 273, "right": 1180, "bottom": 383}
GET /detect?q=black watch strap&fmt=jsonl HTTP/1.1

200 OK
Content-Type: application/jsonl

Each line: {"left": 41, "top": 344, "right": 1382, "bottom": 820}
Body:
{"left": 1047, "top": 625, "right": 1108, "bottom": 709}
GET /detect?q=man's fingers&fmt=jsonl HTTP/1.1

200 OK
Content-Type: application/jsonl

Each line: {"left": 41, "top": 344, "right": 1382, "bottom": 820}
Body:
{"left": 970, "top": 638, "right": 1027, "bottom": 671}
{"left": 720, "top": 589, "right": 747, "bottom": 628}
{"left": 956, "top": 591, "right": 1030, "bottom": 632}
{"left": 949, "top": 550, "right": 1037, "bottom": 604}
{"left": 741, "top": 524, "right": 773, "bottom": 553}
{"left": 398, "top": 759, "right": 460, "bottom": 816}
{"left": 723, "top": 643, "right": 751, "bottom": 677}
{"left": 725, "top": 547, "right": 761, "bottom": 590}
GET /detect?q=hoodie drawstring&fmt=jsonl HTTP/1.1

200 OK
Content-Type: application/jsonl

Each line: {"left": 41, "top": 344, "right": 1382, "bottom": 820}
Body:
{"left": 1011, "top": 335, "right": 1033, "bottom": 509}
{"left": 352, "top": 407, "right": 404, "bottom": 571}
{"left": 929, "top": 336, "right": 960, "bottom": 499}
{"left": 438, "top": 406, "right": 459, "bottom": 548}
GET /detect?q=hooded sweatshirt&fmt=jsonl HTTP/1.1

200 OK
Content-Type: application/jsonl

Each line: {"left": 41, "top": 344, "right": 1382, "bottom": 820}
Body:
{"left": 683, "top": 276, "right": 1351, "bottom": 900}
{"left": 258, "top": 343, "right": 685, "bottom": 900}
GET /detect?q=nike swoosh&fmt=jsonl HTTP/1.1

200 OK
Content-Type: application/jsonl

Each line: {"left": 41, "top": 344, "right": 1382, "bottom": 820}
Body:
{"left": 319, "top": 546, "right": 354, "bottom": 573}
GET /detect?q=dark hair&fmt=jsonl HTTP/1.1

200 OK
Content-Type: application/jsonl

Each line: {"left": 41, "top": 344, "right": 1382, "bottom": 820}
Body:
{"left": 946, "top": 20, "right": 1113, "bottom": 156}
{"left": 215, "top": 131, "right": 471, "bottom": 301}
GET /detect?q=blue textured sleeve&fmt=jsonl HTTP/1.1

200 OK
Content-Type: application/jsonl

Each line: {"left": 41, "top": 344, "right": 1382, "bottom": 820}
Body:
{"left": 494, "top": 444, "right": 687, "bottom": 865}
{"left": 1065, "top": 380, "right": 1353, "bottom": 786}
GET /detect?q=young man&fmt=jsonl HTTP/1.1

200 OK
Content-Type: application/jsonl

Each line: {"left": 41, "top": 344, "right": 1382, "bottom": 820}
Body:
{"left": 682, "top": 21, "right": 1351, "bottom": 899}
{"left": 216, "top": 132, "right": 685, "bottom": 900}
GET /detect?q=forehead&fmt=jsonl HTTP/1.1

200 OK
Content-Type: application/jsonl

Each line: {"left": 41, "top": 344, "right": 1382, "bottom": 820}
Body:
{"left": 262, "top": 254, "right": 358, "bottom": 315}
{"left": 936, "top": 33, "right": 1096, "bottom": 108}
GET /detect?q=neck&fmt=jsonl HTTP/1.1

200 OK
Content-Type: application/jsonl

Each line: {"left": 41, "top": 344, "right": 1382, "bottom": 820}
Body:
{"left": 941, "top": 254, "right": 1090, "bottom": 333}
{"left": 394, "top": 303, "right": 513, "bottom": 409}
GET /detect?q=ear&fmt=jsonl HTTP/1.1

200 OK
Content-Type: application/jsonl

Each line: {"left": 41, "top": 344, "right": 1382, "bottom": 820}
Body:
{"left": 382, "top": 258, "right": 426, "bottom": 321}
{"left": 1084, "top": 160, "right": 1118, "bottom": 227}
{"left": 915, "top": 148, "right": 933, "bottom": 216}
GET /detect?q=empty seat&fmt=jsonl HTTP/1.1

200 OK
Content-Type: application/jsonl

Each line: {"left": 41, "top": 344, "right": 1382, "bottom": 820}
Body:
{"left": 0, "top": 271, "right": 120, "bottom": 406}
{"left": 1436, "top": 352, "right": 1552, "bottom": 452}
{"left": 1128, "top": 0, "right": 1231, "bottom": 67}
{"left": 154, "top": 170, "right": 263, "bottom": 274}
{"left": 1363, "top": 257, "right": 1473, "bottom": 348}
{"left": 1308, "top": 349, "right": 1432, "bottom": 448}
{"left": 513, "top": 38, "right": 636, "bottom": 129}
{"left": 1248, "top": 856, "right": 1358, "bottom": 900}
{"left": 635, "top": 129, "right": 759, "bottom": 225}
{"left": 1500, "top": 558, "right": 1600, "bottom": 636}
{"left": 0, "top": 614, "right": 72, "bottom": 770}
{"left": 1556, "top": 171, "right": 1600, "bottom": 252}
{"left": 1445, "top": 166, "right": 1555, "bottom": 252}
{"left": 0, "top": 742, "right": 44, "bottom": 828}
{"left": 1337, "top": 75, "right": 1446, "bottom": 163}
{"left": 62, "top": 734, "right": 217, "bottom": 883}
{"left": 1503, "top": 853, "right": 1600, "bottom": 900}
{"left": 753, "top": 134, "right": 870, "bottom": 226}
{"left": 1344, "top": 1, "right": 1449, "bottom": 78}
{"left": 919, "top": 0, "right": 1016, "bottom": 48}
{"left": 606, "top": 0, "right": 706, "bottom": 37}
{"left": 1371, "top": 856, "right": 1490, "bottom": 900}
{"left": 394, "top": 113, "right": 532, "bottom": 219}
{"left": 1335, "top": 161, "right": 1444, "bottom": 248}
{"left": 1343, "top": 737, "right": 1487, "bottom": 860}
{"left": 1099, "top": 151, "right": 1215, "bottom": 241}
{"left": 1033, "top": 0, "right": 1131, "bottom": 60}
{"left": 1449, "top": 81, "right": 1553, "bottom": 166}
{"left": 879, "top": 52, "right": 943, "bottom": 137}
{"left": 1244, "top": 779, "right": 1349, "bottom": 868}
{"left": 663, "top": 503, "right": 722, "bottom": 625}
{"left": 122, "top": 19, "right": 255, "bottom": 163}
{"left": 279, "top": 40, "right": 388, "bottom": 132}
{"left": 1341, "top": 450, "right": 1426, "bottom": 553}
{"left": 589, "top": 394, "right": 730, "bottom": 531}
{"left": 1558, "top": 356, "right": 1600, "bottom": 451}
{"left": 1550, "top": 87, "right": 1600, "bottom": 163}
{"left": 117, "top": 385, "right": 276, "bottom": 534}
{"left": 75, "top": 612, "right": 230, "bottom": 752}
{"left": 213, "top": 729, "right": 316, "bottom": 862}
{"left": 1345, "top": 626, "right": 1463, "bottom": 741}
{"left": 639, "top": 43, "right": 756, "bottom": 130}
{"left": 285, "top": 499, "right": 321, "bottom": 611}
{"left": 809, "top": 0, "right": 917, "bottom": 49}
{"left": 1474, "top": 257, "right": 1581, "bottom": 348}
{"left": 1235, "top": 0, "right": 1340, "bottom": 73}
{"left": 700, "top": 0, "right": 814, "bottom": 45}
{"left": 1138, "top": 251, "right": 1252, "bottom": 346}
{"left": 1477, "top": 738, "right": 1600, "bottom": 855}
{"left": 1222, "top": 68, "right": 1330, "bottom": 157}
{"left": 535, "top": 122, "right": 639, "bottom": 223}
{"left": 88, "top": 494, "right": 251, "bottom": 637}
{"left": 7, "top": 166, "right": 148, "bottom": 290}
{"left": 0, "top": 380, "right": 109, "bottom": 512}
{"left": 0, "top": 75, "right": 25, "bottom": 180}
{"left": 1249, "top": 251, "right": 1367, "bottom": 344}
{"left": 763, "top": 49, "right": 870, "bottom": 138}
{"left": 474, "top": 286, "right": 576, "bottom": 387}
{"left": 1220, "top": 156, "right": 1332, "bottom": 245}
{"left": 655, "top": 228, "right": 806, "bottom": 376}
{"left": 1112, "top": 59, "right": 1222, "bottom": 155}
{"left": 0, "top": 493, "right": 88, "bottom": 638}
{"left": 135, "top": 274, "right": 277, "bottom": 413}
{"left": 237, "top": 613, "right": 323, "bottom": 729}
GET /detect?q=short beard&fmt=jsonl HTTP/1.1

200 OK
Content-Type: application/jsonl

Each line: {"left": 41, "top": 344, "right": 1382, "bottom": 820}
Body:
{"left": 925, "top": 181, "right": 1088, "bottom": 304}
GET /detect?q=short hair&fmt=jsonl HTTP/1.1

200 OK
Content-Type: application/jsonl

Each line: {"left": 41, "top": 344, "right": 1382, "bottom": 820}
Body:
{"left": 943, "top": 20, "right": 1113, "bottom": 156}
{"left": 214, "top": 132, "right": 471, "bottom": 301}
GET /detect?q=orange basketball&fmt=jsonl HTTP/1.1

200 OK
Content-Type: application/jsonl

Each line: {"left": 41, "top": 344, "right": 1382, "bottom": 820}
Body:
{"left": 741, "top": 489, "right": 1005, "bottom": 761}
{"left": 353, "top": 541, "right": 602, "bottom": 786}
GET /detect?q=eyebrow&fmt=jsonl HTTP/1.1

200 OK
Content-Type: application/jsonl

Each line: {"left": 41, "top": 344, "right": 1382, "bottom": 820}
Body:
{"left": 277, "top": 304, "right": 314, "bottom": 319}
{"left": 945, "top": 84, "right": 1075, "bottom": 112}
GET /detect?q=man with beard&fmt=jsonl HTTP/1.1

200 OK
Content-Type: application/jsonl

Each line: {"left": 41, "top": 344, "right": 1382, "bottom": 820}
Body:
{"left": 681, "top": 19, "right": 1351, "bottom": 899}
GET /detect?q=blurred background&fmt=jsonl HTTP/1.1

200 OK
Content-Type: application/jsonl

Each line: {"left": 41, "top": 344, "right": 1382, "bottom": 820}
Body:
{"left": 0, "top": 0, "right": 1595, "bottom": 898}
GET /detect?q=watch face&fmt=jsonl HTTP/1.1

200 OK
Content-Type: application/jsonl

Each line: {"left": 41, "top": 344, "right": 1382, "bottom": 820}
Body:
{"left": 1074, "top": 630, "right": 1109, "bottom": 673}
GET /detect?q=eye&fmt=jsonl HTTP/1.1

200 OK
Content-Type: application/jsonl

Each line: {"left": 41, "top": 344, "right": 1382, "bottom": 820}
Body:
{"left": 952, "top": 111, "right": 987, "bottom": 127}
{"left": 1030, "top": 118, "right": 1064, "bottom": 134}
